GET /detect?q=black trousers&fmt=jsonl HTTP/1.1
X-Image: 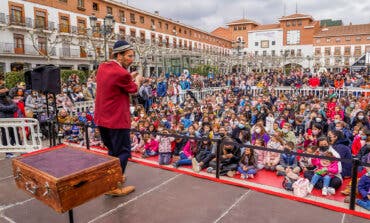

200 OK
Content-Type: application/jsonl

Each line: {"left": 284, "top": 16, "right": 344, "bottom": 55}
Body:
{"left": 99, "top": 127, "right": 131, "bottom": 174}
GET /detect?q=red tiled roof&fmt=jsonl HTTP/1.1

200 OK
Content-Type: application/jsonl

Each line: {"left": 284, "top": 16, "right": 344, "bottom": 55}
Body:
{"left": 251, "top": 23, "right": 281, "bottom": 31}
{"left": 314, "top": 23, "right": 370, "bottom": 37}
{"left": 226, "top": 18, "right": 259, "bottom": 26}
{"left": 211, "top": 27, "right": 232, "bottom": 41}
{"left": 279, "top": 13, "right": 313, "bottom": 21}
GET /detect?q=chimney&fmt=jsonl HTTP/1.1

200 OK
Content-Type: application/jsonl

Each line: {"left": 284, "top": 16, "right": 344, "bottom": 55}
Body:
{"left": 349, "top": 22, "right": 352, "bottom": 26}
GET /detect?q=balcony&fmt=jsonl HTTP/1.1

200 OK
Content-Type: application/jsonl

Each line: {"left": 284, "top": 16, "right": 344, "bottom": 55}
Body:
{"left": 0, "top": 13, "right": 55, "bottom": 31}
{"left": 59, "top": 47, "right": 82, "bottom": 58}
{"left": 0, "top": 42, "right": 56, "bottom": 57}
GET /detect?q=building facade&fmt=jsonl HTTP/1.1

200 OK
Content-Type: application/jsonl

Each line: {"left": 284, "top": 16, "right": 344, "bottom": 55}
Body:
{"left": 212, "top": 13, "right": 370, "bottom": 72}
{"left": 0, "top": 0, "right": 232, "bottom": 75}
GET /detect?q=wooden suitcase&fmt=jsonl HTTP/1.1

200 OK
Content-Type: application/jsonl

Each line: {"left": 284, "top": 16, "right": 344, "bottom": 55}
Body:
{"left": 12, "top": 145, "right": 123, "bottom": 213}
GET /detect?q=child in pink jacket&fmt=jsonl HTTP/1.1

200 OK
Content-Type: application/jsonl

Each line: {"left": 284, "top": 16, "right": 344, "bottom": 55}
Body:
{"left": 307, "top": 151, "right": 339, "bottom": 196}
{"left": 142, "top": 134, "right": 159, "bottom": 158}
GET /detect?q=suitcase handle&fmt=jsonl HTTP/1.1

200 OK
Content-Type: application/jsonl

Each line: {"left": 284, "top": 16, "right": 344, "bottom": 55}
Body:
{"left": 25, "top": 182, "right": 38, "bottom": 194}
{"left": 73, "top": 180, "right": 87, "bottom": 188}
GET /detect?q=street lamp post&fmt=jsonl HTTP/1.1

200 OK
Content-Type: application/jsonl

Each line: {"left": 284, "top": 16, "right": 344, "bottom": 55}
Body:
{"left": 280, "top": 49, "right": 288, "bottom": 75}
{"left": 89, "top": 14, "right": 115, "bottom": 62}
{"left": 233, "top": 39, "right": 245, "bottom": 73}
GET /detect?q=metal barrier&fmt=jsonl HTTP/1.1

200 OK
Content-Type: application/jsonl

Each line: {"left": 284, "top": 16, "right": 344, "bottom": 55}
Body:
{"left": 74, "top": 100, "right": 95, "bottom": 113}
{"left": 0, "top": 118, "right": 43, "bottom": 153}
{"left": 251, "top": 86, "right": 370, "bottom": 98}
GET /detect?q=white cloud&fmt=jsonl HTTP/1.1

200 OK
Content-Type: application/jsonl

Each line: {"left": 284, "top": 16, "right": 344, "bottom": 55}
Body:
{"left": 117, "top": 0, "right": 370, "bottom": 32}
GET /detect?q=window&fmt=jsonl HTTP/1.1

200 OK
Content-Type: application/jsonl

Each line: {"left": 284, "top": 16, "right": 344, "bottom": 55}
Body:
{"left": 254, "top": 42, "right": 258, "bottom": 46}
{"left": 77, "top": 0, "right": 84, "bottom": 9}
{"left": 130, "top": 13, "right": 136, "bottom": 23}
{"left": 344, "top": 46, "right": 351, "bottom": 55}
{"left": 38, "top": 36, "right": 47, "bottom": 55}
{"left": 315, "top": 48, "right": 321, "bottom": 56}
{"left": 60, "top": 16, "right": 69, "bottom": 33}
{"left": 179, "top": 28, "right": 182, "bottom": 34}
{"left": 326, "top": 38, "right": 331, "bottom": 43}
{"left": 165, "top": 23, "right": 168, "bottom": 30}
{"left": 367, "top": 36, "right": 370, "bottom": 40}
{"left": 119, "top": 10, "right": 125, "bottom": 23}
{"left": 130, "top": 29, "right": 136, "bottom": 37}
{"left": 271, "top": 50, "right": 275, "bottom": 56}
{"left": 297, "top": 20, "right": 302, "bottom": 26}
{"left": 315, "top": 38, "right": 321, "bottom": 43}
{"left": 286, "top": 30, "right": 300, "bottom": 44}
{"left": 356, "top": 36, "right": 361, "bottom": 41}
{"left": 184, "top": 29, "right": 187, "bottom": 35}
{"left": 92, "top": 2, "right": 99, "bottom": 11}
{"left": 234, "top": 27, "right": 237, "bottom": 31}
{"left": 290, "top": 49, "right": 295, "bottom": 56}
{"left": 271, "top": 41, "right": 275, "bottom": 45}
{"left": 139, "top": 16, "right": 144, "bottom": 24}
{"left": 10, "top": 5, "right": 23, "bottom": 25}
{"left": 345, "top": 36, "right": 351, "bottom": 41}
{"left": 238, "top": 26, "right": 242, "bottom": 30}
{"left": 35, "top": 10, "right": 46, "bottom": 29}
{"left": 119, "top": 27, "right": 126, "bottom": 40}
{"left": 261, "top": 40, "right": 269, "bottom": 48}
{"left": 334, "top": 47, "right": 341, "bottom": 55}
{"left": 158, "top": 21, "right": 162, "bottom": 29}
{"left": 354, "top": 46, "right": 361, "bottom": 56}
{"left": 243, "top": 26, "right": 246, "bottom": 30}
{"left": 262, "top": 50, "right": 267, "bottom": 56}
{"left": 324, "top": 47, "right": 331, "bottom": 56}
{"left": 140, "top": 32, "right": 145, "bottom": 43}
{"left": 292, "top": 20, "right": 296, "bottom": 26}
{"left": 77, "top": 19, "right": 86, "bottom": 34}
{"left": 335, "top": 37, "right": 341, "bottom": 43}
{"left": 286, "top": 21, "right": 290, "bottom": 27}
{"left": 106, "top": 6, "right": 112, "bottom": 15}
{"left": 254, "top": 51, "right": 258, "bottom": 56}
{"left": 366, "top": 45, "right": 370, "bottom": 52}
{"left": 297, "top": 49, "right": 302, "bottom": 56}
{"left": 13, "top": 34, "right": 24, "bottom": 54}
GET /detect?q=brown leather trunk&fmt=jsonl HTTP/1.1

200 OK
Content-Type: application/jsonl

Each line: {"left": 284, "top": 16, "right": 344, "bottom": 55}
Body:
{"left": 12, "top": 146, "right": 123, "bottom": 213}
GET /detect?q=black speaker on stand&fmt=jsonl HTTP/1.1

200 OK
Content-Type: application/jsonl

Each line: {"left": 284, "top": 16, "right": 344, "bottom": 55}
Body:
{"left": 25, "top": 65, "right": 62, "bottom": 146}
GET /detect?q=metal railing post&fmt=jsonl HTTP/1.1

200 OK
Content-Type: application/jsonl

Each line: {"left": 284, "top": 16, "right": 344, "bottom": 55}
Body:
{"left": 215, "top": 140, "right": 221, "bottom": 179}
{"left": 84, "top": 124, "right": 90, "bottom": 150}
{"left": 349, "top": 157, "right": 360, "bottom": 210}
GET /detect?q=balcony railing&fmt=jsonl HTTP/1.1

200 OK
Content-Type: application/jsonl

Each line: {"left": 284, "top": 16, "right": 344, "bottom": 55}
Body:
{"left": 0, "top": 42, "right": 56, "bottom": 56}
{"left": 0, "top": 13, "right": 55, "bottom": 31}
{"left": 59, "top": 48, "right": 81, "bottom": 58}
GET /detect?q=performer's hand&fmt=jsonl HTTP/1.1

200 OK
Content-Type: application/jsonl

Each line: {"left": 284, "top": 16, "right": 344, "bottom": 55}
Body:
{"left": 131, "top": 71, "right": 139, "bottom": 78}
{"left": 135, "top": 74, "right": 144, "bottom": 85}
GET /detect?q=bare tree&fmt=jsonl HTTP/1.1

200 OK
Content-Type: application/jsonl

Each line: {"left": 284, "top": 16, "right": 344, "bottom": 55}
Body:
{"left": 27, "top": 28, "right": 73, "bottom": 62}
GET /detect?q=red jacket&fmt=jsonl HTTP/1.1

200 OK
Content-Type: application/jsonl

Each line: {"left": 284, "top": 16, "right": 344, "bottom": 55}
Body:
{"left": 308, "top": 77, "right": 320, "bottom": 88}
{"left": 94, "top": 61, "right": 138, "bottom": 129}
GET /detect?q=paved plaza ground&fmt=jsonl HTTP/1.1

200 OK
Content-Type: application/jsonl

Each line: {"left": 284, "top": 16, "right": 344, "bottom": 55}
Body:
{"left": 0, "top": 156, "right": 368, "bottom": 223}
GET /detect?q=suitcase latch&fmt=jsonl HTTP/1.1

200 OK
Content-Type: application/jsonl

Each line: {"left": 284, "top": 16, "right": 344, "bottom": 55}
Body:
{"left": 25, "top": 182, "right": 38, "bottom": 194}
{"left": 14, "top": 168, "right": 22, "bottom": 180}
{"left": 43, "top": 182, "right": 50, "bottom": 197}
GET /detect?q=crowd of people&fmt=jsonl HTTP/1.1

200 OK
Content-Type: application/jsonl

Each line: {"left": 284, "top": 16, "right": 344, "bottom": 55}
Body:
{"left": 1, "top": 68, "right": 370, "bottom": 210}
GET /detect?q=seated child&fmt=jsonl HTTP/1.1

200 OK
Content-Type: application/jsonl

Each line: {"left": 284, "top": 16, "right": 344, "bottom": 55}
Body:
{"left": 142, "top": 134, "right": 159, "bottom": 158}
{"left": 276, "top": 141, "right": 300, "bottom": 177}
{"left": 157, "top": 128, "right": 175, "bottom": 165}
{"left": 264, "top": 133, "right": 284, "bottom": 171}
{"left": 238, "top": 147, "right": 258, "bottom": 179}
{"left": 356, "top": 155, "right": 370, "bottom": 210}
{"left": 308, "top": 151, "right": 339, "bottom": 196}
{"left": 192, "top": 139, "right": 215, "bottom": 173}
{"left": 172, "top": 135, "right": 197, "bottom": 168}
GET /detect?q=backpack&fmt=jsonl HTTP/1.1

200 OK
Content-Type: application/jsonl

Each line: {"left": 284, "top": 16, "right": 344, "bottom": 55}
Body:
{"left": 282, "top": 176, "right": 296, "bottom": 191}
{"left": 292, "top": 178, "right": 310, "bottom": 197}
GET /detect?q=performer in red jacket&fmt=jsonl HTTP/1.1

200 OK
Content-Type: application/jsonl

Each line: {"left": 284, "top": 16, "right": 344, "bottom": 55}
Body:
{"left": 95, "top": 40, "right": 143, "bottom": 196}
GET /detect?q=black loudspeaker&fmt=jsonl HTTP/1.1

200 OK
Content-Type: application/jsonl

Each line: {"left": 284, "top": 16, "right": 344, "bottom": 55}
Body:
{"left": 25, "top": 65, "right": 61, "bottom": 94}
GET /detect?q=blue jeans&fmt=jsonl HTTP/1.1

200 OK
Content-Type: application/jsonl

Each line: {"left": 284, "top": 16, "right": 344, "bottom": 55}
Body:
{"left": 144, "top": 150, "right": 157, "bottom": 157}
{"left": 176, "top": 153, "right": 191, "bottom": 166}
{"left": 311, "top": 174, "right": 331, "bottom": 187}
{"left": 237, "top": 166, "right": 257, "bottom": 176}
{"left": 159, "top": 152, "right": 172, "bottom": 165}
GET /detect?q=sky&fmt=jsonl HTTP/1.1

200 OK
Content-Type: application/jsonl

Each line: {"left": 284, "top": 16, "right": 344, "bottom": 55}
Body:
{"left": 118, "top": 0, "right": 370, "bottom": 32}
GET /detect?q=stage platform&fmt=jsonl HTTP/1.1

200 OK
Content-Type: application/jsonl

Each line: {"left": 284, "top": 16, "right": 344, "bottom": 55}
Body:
{"left": 0, "top": 153, "right": 369, "bottom": 223}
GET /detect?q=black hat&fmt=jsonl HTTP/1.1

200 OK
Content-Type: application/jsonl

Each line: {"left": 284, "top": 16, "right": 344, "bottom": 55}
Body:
{"left": 112, "top": 40, "right": 133, "bottom": 54}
